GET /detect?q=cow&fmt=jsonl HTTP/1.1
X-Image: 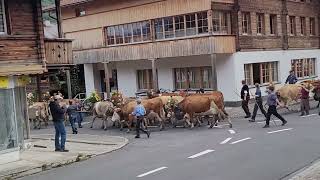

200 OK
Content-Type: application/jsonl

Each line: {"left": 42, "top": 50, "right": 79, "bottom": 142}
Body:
{"left": 111, "top": 97, "right": 165, "bottom": 132}
{"left": 176, "top": 95, "right": 232, "bottom": 129}
{"left": 28, "top": 102, "right": 50, "bottom": 129}
{"left": 184, "top": 100, "right": 227, "bottom": 129}
{"left": 276, "top": 84, "right": 302, "bottom": 109}
{"left": 90, "top": 101, "right": 114, "bottom": 130}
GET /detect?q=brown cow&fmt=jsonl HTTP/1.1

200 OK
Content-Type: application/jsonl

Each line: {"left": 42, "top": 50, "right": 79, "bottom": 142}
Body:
{"left": 111, "top": 97, "right": 165, "bottom": 132}
{"left": 28, "top": 102, "right": 50, "bottom": 129}
{"left": 276, "top": 84, "right": 303, "bottom": 109}
{"left": 177, "top": 95, "right": 232, "bottom": 129}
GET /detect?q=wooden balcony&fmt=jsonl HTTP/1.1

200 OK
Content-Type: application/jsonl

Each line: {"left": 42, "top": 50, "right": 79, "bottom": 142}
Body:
{"left": 73, "top": 35, "right": 236, "bottom": 64}
{"left": 44, "top": 38, "right": 73, "bottom": 65}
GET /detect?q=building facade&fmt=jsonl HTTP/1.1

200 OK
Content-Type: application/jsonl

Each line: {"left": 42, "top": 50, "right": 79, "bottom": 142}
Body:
{"left": 0, "top": 0, "right": 46, "bottom": 164}
{"left": 52, "top": 0, "right": 320, "bottom": 104}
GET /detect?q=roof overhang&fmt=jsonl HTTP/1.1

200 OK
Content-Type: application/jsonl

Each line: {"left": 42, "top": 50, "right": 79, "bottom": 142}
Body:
{"left": 43, "top": 0, "right": 95, "bottom": 12}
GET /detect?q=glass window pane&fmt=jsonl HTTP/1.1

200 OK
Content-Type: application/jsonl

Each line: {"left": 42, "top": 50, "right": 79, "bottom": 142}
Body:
{"left": 155, "top": 19, "right": 164, "bottom": 39}
{"left": 175, "top": 15, "right": 185, "bottom": 37}
{"left": 197, "top": 12, "right": 208, "bottom": 34}
{"left": 164, "top": 17, "right": 174, "bottom": 38}
{"left": 186, "top": 14, "right": 196, "bottom": 36}
{"left": 132, "top": 22, "right": 142, "bottom": 42}
{"left": 142, "top": 21, "right": 151, "bottom": 41}
{"left": 123, "top": 24, "right": 133, "bottom": 44}
{"left": 0, "top": 89, "right": 18, "bottom": 151}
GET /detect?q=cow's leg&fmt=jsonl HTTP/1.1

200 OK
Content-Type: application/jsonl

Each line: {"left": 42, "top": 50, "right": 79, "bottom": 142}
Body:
{"left": 90, "top": 116, "right": 97, "bottom": 128}
{"left": 197, "top": 117, "right": 202, "bottom": 127}
{"left": 103, "top": 116, "right": 108, "bottom": 131}
{"left": 317, "top": 101, "right": 320, "bottom": 108}
{"left": 209, "top": 115, "right": 219, "bottom": 129}
{"left": 226, "top": 116, "right": 232, "bottom": 128}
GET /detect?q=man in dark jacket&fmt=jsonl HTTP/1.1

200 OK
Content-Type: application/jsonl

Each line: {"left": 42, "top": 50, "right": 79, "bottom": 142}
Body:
{"left": 285, "top": 70, "right": 298, "bottom": 84}
{"left": 241, "top": 80, "right": 251, "bottom": 118}
{"left": 49, "top": 95, "right": 68, "bottom": 152}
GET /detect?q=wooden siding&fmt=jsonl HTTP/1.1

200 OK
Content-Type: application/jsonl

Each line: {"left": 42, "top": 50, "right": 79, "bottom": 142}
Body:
{"left": 73, "top": 35, "right": 235, "bottom": 64}
{"left": 0, "top": 0, "right": 45, "bottom": 76}
{"left": 65, "top": 28, "right": 103, "bottom": 50}
{"left": 45, "top": 39, "right": 73, "bottom": 65}
{"left": 62, "top": 0, "right": 211, "bottom": 33}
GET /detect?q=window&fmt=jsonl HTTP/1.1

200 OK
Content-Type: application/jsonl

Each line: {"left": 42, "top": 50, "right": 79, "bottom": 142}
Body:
{"left": 132, "top": 22, "right": 142, "bottom": 42}
{"left": 0, "top": 0, "right": 6, "bottom": 34}
{"left": 75, "top": 8, "right": 86, "bottom": 17}
{"left": 123, "top": 24, "right": 133, "bottom": 43}
{"left": 137, "top": 69, "right": 153, "bottom": 90}
{"left": 142, "top": 21, "right": 151, "bottom": 41}
{"left": 300, "top": 17, "right": 306, "bottom": 35}
{"left": 106, "top": 27, "right": 115, "bottom": 45}
{"left": 269, "top": 14, "right": 277, "bottom": 35}
{"left": 106, "top": 21, "right": 151, "bottom": 45}
{"left": 175, "top": 15, "right": 185, "bottom": 37}
{"left": 186, "top": 14, "right": 196, "bottom": 36}
{"left": 310, "top": 17, "right": 316, "bottom": 36}
{"left": 291, "top": 58, "right": 316, "bottom": 78}
{"left": 289, "top": 16, "right": 296, "bottom": 36}
{"left": 197, "top": 12, "right": 208, "bottom": 34}
{"left": 155, "top": 19, "right": 164, "bottom": 39}
{"left": 244, "top": 62, "right": 279, "bottom": 86}
{"left": 164, "top": 17, "right": 174, "bottom": 38}
{"left": 242, "top": 12, "right": 251, "bottom": 34}
{"left": 213, "top": 11, "right": 231, "bottom": 34}
{"left": 174, "top": 67, "right": 212, "bottom": 89}
{"left": 256, "top": 13, "right": 264, "bottom": 35}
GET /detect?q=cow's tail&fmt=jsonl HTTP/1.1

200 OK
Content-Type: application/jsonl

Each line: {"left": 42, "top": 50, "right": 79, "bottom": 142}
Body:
{"left": 92, "top": 102, "right": 98, "bottom": 117}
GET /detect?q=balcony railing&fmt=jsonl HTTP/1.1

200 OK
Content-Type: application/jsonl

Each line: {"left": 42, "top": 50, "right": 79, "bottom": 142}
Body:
{"left": 45, "top": 38, "right": 73, "bottom": 65}
{"left": 73, "top": 35, "right": 236, "bottom": 63}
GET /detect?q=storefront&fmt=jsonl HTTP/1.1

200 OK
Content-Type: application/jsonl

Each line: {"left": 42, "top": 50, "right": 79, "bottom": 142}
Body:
{"left": 0, "top": 76, "right": 28, "bottom": 164}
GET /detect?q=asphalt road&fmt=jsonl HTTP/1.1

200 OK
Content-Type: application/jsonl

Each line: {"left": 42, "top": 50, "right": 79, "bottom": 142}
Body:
{"left": 22, "top": 109, "right": 320, "bottom": 180}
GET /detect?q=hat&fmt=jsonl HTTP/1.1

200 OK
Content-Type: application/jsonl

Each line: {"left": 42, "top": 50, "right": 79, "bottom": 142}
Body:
{"left": 54, "top": 95, "right": 63, "bottom": 100}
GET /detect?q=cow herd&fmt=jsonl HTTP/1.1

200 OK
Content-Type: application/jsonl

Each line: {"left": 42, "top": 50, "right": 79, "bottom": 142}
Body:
{"left": 27, "top": 79, "right": 320, "bottom": 132}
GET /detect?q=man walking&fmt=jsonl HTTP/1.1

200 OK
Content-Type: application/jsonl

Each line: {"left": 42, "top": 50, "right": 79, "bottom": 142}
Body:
{"left": 49, "top": 95, "right": 69, "bottom": 152}
{"left": 263, "top": 86, "right": 287, "bottom": 128}
{"left": 285, "top": 70, "right": 298, "bottom": 84}
{"left": 67, "top": 100, "right": 78, "bottom": 134}
{"left": 250, "top": 83, "right": 267, "bottom": 122}
{"left": 241, "top": 80, "right": 251, "bottom": 118}
{"left": 132, "top": 99, "right": 150, "bottom": 139}
{"left": 300, "top": 83, "right": 310, "bottom": 116}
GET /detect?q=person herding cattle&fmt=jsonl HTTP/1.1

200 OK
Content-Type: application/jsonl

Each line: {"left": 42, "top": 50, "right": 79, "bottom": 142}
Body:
{"left": 49, "top": 95, "right": 69, "bottom": 152}
{"left": 67, "top": 100, "right": 78, "bottom": 134}
{"left": 263, "top": 86, "right": 287, "bottom": 128}
{"left": 250, "top": 83, "right": 267, "bottom": 122}
{"left": 241, "top": 80, "right": 251, "bottom": 118}
{"left": 132, "top": 99, "right": 150, "bottom": 139}
{"left": 300, "top": 83, "right": 311, "bottom": 116}
{"left": 285, "top": 70, "right": 298, "bottom": 84}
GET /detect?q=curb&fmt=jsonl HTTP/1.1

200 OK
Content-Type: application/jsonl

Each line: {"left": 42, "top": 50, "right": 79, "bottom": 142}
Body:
{"left": 0, "top": 138, "right": 129, "bottom": 179}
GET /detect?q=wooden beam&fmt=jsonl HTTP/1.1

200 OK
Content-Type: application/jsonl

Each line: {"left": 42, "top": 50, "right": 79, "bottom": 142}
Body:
{"left": 104, "top": 62, "right": 111, "bottom": 99}
{"left": 210, "top": 54, "right": 218, "bottom": 91}
{"left": 36, "top": 75, "right": 41, "bottom": 101}
{"left": 150, "top": 59, "right": 158, "bottom": 91}
{"left": 66, "top": 69, "right": 72, "bottom": 99}
{"left": 55, "top": 0, "right": 63, "bottom": 38}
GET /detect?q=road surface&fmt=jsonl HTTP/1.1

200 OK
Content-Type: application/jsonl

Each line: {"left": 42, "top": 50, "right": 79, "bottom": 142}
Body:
{"left": 22, "top": 109, "right": 320, "bottom": 180}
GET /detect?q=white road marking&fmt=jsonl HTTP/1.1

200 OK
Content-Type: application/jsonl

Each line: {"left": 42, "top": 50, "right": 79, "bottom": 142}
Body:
{"left": 137, "top": 167, "right": 168, "bottom": 178}
{"left": 81, "top": 122, "right": 91, "bottom": 125}
{"left": 267, "top": 128, "right": 293, "bottom": 134}
{"left": 257, "top": 120, "right": 282, "bottom": 124}
{"left": 188, "top": 149, "right": 215, "bottom": 159}
{"left": 230, "top": 137, "right": 252, "bottom": 144}
{"left": 220, "top": 137, "right": 232, "bottom": 145}
{"left": 228, "top": 129, "right": 236, "bottom": 134}
{"left": 301, "top": 114, "right": 317, "bottom": 118}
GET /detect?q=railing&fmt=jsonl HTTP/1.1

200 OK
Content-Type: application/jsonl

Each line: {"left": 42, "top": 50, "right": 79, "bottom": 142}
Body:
{"left": 44, "top": 38, "right": 73, "bottom": 65}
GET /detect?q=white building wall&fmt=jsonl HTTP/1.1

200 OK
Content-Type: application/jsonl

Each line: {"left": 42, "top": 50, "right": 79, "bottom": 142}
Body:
{"left": 233, "top": 49, "right": 320, "bottom": 101}
{"left": 87, "top": 49, "right": 320, "bottom": 103}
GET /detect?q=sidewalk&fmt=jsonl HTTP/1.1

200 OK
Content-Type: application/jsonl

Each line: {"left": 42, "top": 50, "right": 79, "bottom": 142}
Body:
{"left": 289, "top": 160, "right": 320, "bottom": 180}
{"left": 0, "top": 134, "right": 128, "bottom": 179}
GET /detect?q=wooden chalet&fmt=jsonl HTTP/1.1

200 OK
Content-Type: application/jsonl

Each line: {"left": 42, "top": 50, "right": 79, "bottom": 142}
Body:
{"left": 0, "top": 0, "right": 73, "bottom": 163}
